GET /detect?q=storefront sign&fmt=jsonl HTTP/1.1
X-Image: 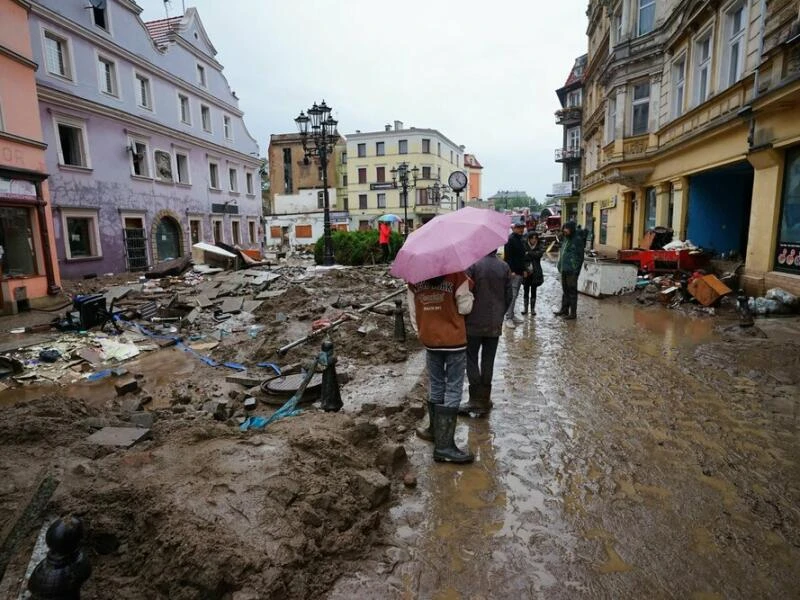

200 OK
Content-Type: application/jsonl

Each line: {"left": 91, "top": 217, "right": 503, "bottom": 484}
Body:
{"left": 0, "top": 177, "right": 36, "bottom": 199}
{"left": 599, "top": 195, "right": 617, "bottom": 209}
{"left": 776, "top": 147, "right": 800, "bottom": 273}
{"left": 211, "top": 203, "right": 239, "bottom": 214}
{"left": 370, "top": 183, "right": 396, "bottom": 191}
{"left": 552, "top": 182, "right": 573, "bottom": 196}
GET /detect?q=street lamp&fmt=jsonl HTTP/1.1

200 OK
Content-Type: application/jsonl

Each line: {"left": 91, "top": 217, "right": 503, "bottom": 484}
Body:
{"left": 390, "top": 162, "right": 419, "bottom": 237}
{"left": 295, "top": 100, "right": 338, "bottom": 266}
{"left": 428, "top": 182, "right": 453, "bottom": 211}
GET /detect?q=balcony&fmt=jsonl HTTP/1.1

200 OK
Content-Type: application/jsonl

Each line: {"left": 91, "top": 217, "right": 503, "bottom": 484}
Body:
{"left": 555, "top": 106, "right": 582, "bottom": 126}
{"left": 555, "top": 147, "right": 582, "bottom": 162}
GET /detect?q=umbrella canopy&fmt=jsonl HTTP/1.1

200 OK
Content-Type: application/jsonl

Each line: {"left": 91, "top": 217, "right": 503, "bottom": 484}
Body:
{"left": 390, "top": 207, "right": 511, "bottom": 284}
{"left": 377, "top": 214, "right": 401, "bottom": 223}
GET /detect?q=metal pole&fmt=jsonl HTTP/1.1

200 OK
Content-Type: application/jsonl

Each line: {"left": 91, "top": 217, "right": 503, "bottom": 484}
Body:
{"left": 403, "top": 179, "right": 409, "bottom": 238}
{"left": 320, "top": 139, "right": 334, "bottom": 266}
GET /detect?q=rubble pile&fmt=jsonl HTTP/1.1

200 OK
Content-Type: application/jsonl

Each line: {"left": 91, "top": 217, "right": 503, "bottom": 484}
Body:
{"left": 635, "top": 269, "right": 737, "bottom": 314}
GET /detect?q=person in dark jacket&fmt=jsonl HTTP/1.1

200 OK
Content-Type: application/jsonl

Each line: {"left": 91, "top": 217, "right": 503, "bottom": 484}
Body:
{"left": 521, "top": 231, "right": 544, "bottom": 316}
{"left": 554, "top": 221, "right": 588, "bottom": 320}
{"left": 503, "top": 220, "right": 527, "bottom": 327}
{"left": 459, "top": 251, "right": 512, "bottom": 416}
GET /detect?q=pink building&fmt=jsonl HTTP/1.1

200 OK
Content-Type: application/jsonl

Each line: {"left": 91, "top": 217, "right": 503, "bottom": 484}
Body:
{"left": 0, "top": 0, "right": 61, "bottom": 313}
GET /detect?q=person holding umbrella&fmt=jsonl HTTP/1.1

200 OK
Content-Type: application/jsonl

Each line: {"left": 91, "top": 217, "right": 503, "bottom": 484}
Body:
{"left": 378, "top": 220, "right": 392, "bottom": 263}
{"left": 391, "top": 207, "right": 511, "bottom": 463}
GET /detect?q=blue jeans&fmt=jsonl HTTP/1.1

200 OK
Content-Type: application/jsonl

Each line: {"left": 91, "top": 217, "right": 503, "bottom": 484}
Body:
{"left": 426, "top": 350, "right": 467, "bottom": 408}
{"left": 505, "top": 274, "right": 522, "bottom": 320}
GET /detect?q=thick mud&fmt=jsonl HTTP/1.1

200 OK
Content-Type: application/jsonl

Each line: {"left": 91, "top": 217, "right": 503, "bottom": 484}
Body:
{"left": 328, "top": 259, "right": 800, "bottom": 599}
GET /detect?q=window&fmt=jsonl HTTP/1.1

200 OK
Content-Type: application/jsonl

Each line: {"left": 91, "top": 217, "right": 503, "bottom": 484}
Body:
{"left": 422, "top": 166, "right": 432, "bottom": 179}
{"left": 359, "top": 194, "right": 368, "bottom": 209}
{"left": 128, "top": 139, "right": 149, "bottom": 177}
{"left": 212, "top": 219, "right": 223, "bottom": 243}
{"left": 197, "top": 64, "right": 207, "bottom": 87}
{"left": 568, "top": 166, "right": 580, "bottom": 189}
{"left": 97, "top": 56, "right": 118, "bottom": 97}
{"left": 0, "top": 207, "right": 36, "bottom": 276}
{"left": 201, "top": 105, "right": 211, "bottom": 132}
{"left": 599, "top": 209, "right": 609, "bottom": 244}
{"left": 223, "top": 115, "right": 232, "bottom": 140}
{"left": 438, "top": 142, "right": 441, "bottom": 157}
{"left": 606, "top": 97, "right": 617, "bottom": 142}
{"left": 248, "top": 220, "right": 256, "bottom": 244}
{"left": 135, "top": 73, "right": 152, "bottom": 109}
{"left": 246, "top": 172, "right": 254, "bottom": 195}
{"left": 343, "top": 174, "right": 348, "bottom": 186}
{"left": 358, "top": 168, "right": 367, "bottom": 184}
{"left": 644, "top": 187, "right": 657, "bottom": 230}
{"left": 179, "top": 94, "right": 191, "bottom": 124}
{"left": 359, "top": 220, "right": 370, "bottom": 231}
{"left": 296, "top": 224, "right": 312, "bottom": 238}
{"left": 376, "top": 167, "right": 386, "bottom": 183}
{"left": 567, "top": 89, "right": 582, "bottom": 107}
{"left": 317, "top": 191, "right": 325, "bottom": 209}
{"left": 776, "top": 147, "right": 800, "bottom": 273}
{"left": 318, "top": 167, "right": 324, "bottom": 181}
{"left": 282, "top": 148, "right": 293, "bottom": 193}
{"left": 450, "top": 150, "right": 454, "bottom": 163}
{"left": 55, "top": 119, "right": 89, "bottom": 168}
{"left": 44, "top": 31, "right": 72, "bottom": 79}
{"left": 612, "top": 11, "right": 623, "bottom": 44}
{"left": 631, "top": 82, "right": 650, "bottom": 135}
{"left": 189, "top": 218, "right": 202, "bottom": 245}
{"left": 357, "top": 143, "right": 366, "bottom": 157}
{"left": 209, "top": 162, "right": 220, "bottom": 189}
{"left": 92, "top": 6, "right": 108, "bottom": 31}
{"left": 694, "top": 32, "right": 712, "bottom": 105}
{"left": 0, "top": 102, "right": 4, "bottom": 131}
{"left": 376, "top": 142, "right": 385, "bottom": 156}
{"left": 637, "top": 0, "right": 655, "bottom": 36}
{"left": 176, "top": 152, "right": 190, "bottom": 184}
{"left": 422, "top": 139, "right": 431, "bottom": 154}
{"left": 232, "top": 220, "right": 241, "bottom": 245}
{"left": 229, "top": 168, "right": 238, "bottom": 192}
{"left": 724, "top": 2, "right": 747, "bottom": 88}
{"left": 399, "top": 139, "right": 408, "bottom": 154}
{"left": 672, "top": 57, "right": 686, "bottom": 118}
{"left": 567, "top": 127, "right": 581, "bottom": 150}
{"left": 341, "top": 151, "right": 347, "bottom": 164}
{"left": 377, "top": 193, "right": 386, "bottom": 208}
{"left": 62, "top": 210, "right": 101, "bottom": 259}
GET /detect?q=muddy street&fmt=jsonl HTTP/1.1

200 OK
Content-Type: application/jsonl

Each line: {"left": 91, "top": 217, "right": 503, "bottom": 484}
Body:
{"left": 329, "top": 258, "right": 800, "bottom": 599}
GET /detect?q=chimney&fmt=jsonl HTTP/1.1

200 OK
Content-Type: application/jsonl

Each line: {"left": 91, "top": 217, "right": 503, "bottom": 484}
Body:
{"left": 355, "top": 130, "right": 361, "bottom": 133}
{"left": 394, "top": 120, "right": 403, "bottom": 131}
{"left": 385, "top": 124, "right": 392, "bottom": 131}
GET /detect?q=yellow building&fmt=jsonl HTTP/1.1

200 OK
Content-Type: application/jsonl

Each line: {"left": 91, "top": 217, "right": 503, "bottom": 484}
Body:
{"left": 581, "top": 0, "right": 800, "bottom": 295}
{"left": 344, "top": 121, "right": 467, "bottom": 231}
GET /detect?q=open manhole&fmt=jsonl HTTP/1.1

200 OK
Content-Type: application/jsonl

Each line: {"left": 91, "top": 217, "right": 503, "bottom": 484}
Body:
{"left": 261, "top": 373, "right": 323, "bottom": 405}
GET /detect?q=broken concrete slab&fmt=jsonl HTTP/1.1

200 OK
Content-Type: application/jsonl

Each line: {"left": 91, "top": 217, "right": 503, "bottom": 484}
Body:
{"left": 195, "top": 295, "right": 215, "bottom": 309}
{"left": 86, "top": 427, "right": 151, "bottom": 448}
{"left": 185, "top": 308, "right": 201, "bottom": 324}
{"left": 225, "top": 373, "right": 263, "bottom": 387}
{"left": 220, "top": 297, "right": 245, "bottom": 314}
{"left": 242, "top": 300, "right": 263, "bottom": 314}
{"left": 129, "top": 411, "right": 155, "bottom": 429}
{"left": 256, "top": 289, "right": 286, "bottom": 300}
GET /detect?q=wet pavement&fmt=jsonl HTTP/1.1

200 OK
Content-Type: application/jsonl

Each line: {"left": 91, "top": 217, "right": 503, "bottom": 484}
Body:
{"left": 328, "top": 259, "right": 800, "bottom": 599}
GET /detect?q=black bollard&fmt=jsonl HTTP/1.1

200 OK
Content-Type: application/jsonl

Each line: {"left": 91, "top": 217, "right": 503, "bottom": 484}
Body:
{"left": 319, "top": 340, "right": 343, "bottom": 412}
{"left": 393, "top": 298, "right": 406, "bottom": 342}
{"left": 737, "top": 288, "right": 754, "bottom": 328}
{"left": 28, "top": 516, "right": 91, "bottom": 600}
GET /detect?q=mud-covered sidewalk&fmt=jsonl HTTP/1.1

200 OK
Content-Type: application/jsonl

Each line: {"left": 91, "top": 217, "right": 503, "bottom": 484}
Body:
{"left": 329, "top": 258, "right": 800, "bottom": 599}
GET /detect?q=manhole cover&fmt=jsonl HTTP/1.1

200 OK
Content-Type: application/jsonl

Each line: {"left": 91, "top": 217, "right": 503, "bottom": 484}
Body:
{"left": 264, "top": 373, "right": 322, "bottom": 396}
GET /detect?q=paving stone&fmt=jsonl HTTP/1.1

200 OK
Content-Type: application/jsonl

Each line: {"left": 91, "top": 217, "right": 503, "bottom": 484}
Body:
{"left": 86, "top": 427, "right": 151, "bottom": 448}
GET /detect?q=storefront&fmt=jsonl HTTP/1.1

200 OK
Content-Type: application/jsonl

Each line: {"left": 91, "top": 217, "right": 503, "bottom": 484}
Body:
{"left": 776, "top": 146, "right": 800, "bottom": 274}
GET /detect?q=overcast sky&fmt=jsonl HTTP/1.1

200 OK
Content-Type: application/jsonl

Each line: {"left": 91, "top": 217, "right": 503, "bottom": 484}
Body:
{"left": 136, "top": 0, "right": 588, "bottom": 203}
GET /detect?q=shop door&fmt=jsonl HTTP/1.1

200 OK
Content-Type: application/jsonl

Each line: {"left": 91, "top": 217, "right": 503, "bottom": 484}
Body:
{"left": 584, "top": 203, "right": 595, "bottom": 249}
{"left": 123, "top": 217, "right": 148, "bottom": 271}
{"left": 623, "top": 194, "right": 635, "bottom": 249}
{"left": 155, "top": 217, "right": 182, "bottom": 261}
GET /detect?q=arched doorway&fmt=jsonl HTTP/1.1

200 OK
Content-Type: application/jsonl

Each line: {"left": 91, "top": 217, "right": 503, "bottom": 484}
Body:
{"left": 155, "top": 216, "right": 182, "bottom": 261}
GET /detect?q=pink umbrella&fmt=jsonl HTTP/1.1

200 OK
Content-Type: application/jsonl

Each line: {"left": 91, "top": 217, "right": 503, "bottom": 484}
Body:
{"left": 390, "top": 207, "right": 511, "bottom": 284}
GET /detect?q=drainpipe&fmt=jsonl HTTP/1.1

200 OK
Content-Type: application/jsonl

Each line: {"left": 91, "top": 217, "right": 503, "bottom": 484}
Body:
{"left": 748, "top": 0, "right": 768, "bottom": 148}
{"left": 34, "top": 181, "right": 61, "bottom": 295}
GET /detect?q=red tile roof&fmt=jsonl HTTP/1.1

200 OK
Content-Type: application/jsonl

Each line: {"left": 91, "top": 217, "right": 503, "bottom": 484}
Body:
{"left": 144, "top": 16, "right": 183, "bottom": 49}
{"left": 464, "top": 153, "right": 483, "bottom": 169}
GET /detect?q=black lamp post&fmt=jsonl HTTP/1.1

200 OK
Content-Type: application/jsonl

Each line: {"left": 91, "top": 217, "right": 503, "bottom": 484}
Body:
{"left": 295, "top": 101, "right": 338, "bottom": 266}
{"left": 390, "top": 162, "right": 419, "bottom": 237}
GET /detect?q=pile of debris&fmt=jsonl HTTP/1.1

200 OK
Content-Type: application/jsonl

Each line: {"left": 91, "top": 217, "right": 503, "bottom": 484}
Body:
{"left": 748, "top": 288, "right": 800, "bottom": 316}
{"left": 636, "top": 269, "right": 736, "bottom": 313}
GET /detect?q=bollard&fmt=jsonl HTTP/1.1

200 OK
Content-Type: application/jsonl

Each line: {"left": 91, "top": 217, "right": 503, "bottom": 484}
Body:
{"left": 319, "top": 340, "right": 343, "bottom": 412}
{"left": 393, "top": 298, "right": 406, "bottom": 343}
{"left": 28, "top": 516, "right": 91, "bottom": 600}
{"left": 737, "top": 289, "right": 754, "bottom": 328}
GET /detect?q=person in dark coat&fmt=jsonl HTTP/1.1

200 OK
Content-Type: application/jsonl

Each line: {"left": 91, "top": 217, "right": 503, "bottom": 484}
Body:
{"left": 521, "top": 231, "right": 544, "bottom": 315}
{"left": 459, "top": 251, "right": 512, "bottom": 416}
{"left": 554, "top": 221, "right": 588, "bottom": 320}
{"left": 503, "top": 220, "right": 527, "bottom": 327}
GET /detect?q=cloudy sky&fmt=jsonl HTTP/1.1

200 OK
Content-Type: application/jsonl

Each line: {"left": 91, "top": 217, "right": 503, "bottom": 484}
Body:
{"left": 135, "top": 0, "right": 588, "bottom": 203}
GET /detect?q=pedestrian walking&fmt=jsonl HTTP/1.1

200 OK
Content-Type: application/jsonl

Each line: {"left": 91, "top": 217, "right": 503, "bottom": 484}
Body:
{"left": 459, "top": 251, "right": 512, "bottom": 417}
{"left": 378, "top": 221, "right": 391, "bottom": 263}
{"left": 521, "top": 232, "right": 544, "bottom": 315}
{"left": 503, "top": 219, "right": 527, "bottom": 328}
{"left": 554, "top": 221, "right": 588, "bottom": 320}
{"left": 409, "top": 272, "right": 475, "bottom": 463}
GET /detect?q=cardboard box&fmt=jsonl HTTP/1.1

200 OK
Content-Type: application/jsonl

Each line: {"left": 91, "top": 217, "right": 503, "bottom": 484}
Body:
{"left": 688, "top": 274, "right": 732, "bottom": 306}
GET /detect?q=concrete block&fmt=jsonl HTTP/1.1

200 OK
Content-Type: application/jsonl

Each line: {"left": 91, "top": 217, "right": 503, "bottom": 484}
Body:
{"left": 225, "top": 373, "right": 262, "bottom": 387}
{"left": 86, "top": 427, "right": 151, "bottom": 448}
{"left": 115, "top": 378, "right": 139, "bottom": 396}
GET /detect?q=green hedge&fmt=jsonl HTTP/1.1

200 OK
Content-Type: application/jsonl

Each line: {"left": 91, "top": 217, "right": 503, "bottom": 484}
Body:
{"left": 314, "top": 229, "right": 404, "bottom": 265}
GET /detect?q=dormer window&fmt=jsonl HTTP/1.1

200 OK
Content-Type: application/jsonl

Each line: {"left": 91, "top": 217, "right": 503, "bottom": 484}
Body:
{"left": 197, "top": 64, "right": 207, "bottom": 87}
{"left": 91, "top": 1, "right": 108, "bottom": 31}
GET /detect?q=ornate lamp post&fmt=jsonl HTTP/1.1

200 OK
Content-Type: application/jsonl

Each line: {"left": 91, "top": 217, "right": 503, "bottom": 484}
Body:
{"left": 295, "top": 101, "right": 338, "bottom": 266}
{"left": 390, "top": 162, "right": 419, "bottom": 237}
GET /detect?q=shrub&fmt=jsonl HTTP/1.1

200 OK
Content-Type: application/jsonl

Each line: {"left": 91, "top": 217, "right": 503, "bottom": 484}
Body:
{"left": 314, "top": 229, "right": 404, "bottom": 266}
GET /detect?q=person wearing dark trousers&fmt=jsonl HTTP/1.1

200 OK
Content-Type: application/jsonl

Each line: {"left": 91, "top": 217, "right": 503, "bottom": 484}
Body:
{"left": 503, "top": 220, "right": 527, "bottom": 328}
{"left": 378, "top": 221, "right": 391, "bottom": 263}
{"left": 459, "top": 251, "right": 512, "bottom": 417}
{"left": 554, "top": 221, "right": 587, "bottom": 320}
{"left": 521, "top": 232, "right": 544, "bottom": 316}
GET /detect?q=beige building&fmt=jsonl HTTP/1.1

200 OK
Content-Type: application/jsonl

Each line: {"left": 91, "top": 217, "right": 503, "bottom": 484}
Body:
{"left": 344, "top": 121, "right": 466, "bottom": 231}
{"left": 579, "top": 0, "right": 800, "bottom": 295}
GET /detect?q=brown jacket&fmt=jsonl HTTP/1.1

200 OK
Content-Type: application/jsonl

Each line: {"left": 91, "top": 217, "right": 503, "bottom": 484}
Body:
{"left": 408, "top": 272, "right": 474, "bottom": 351}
